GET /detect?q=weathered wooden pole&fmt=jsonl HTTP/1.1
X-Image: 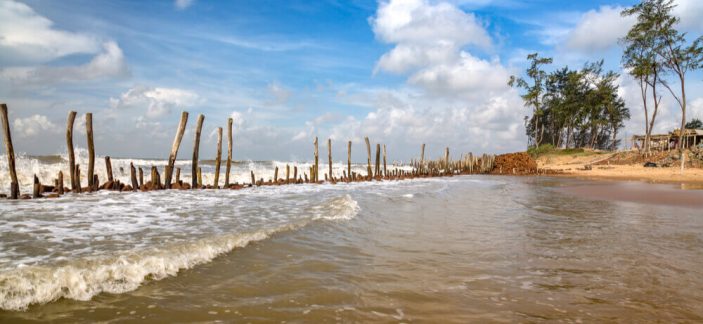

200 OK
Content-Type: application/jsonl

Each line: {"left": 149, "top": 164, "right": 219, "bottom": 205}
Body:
{"left": 383, "top": 144, "right": 387, "bottom": 177}
{"left": 328, "top": 138, "right": 333, "bottom": 181}
{"left": 65, "top": 111, "right": 77, "bottom": 192}
{"left": 105, "top": 156, "right": 114, "bottom": 183}
{"left": 0, "top": 104, "right": 19, "bottom": 199}
{"left": 33, "top": 175, "right": 41, "bottom": 198}
{"left": 313, "top": 137, "right": 319, "bottom": 183}
{"left": 444, "top": 147, "right": 449, "bottom": 173}
{"left": 138, "top": 167, "right": 144, "bottom": 188}
{"left": 293, "top": 166, "right": 298, "bottom": 182}
{"left": 164, "top": 111, "right": 188, "bottom": 189}
{"left": 214, "top": 127, "right": 223, "bottom": 188}
{"left": 130, "top": 163, "right": 138, "bottom": 191}
{"left": 151, "top": 166, "right": 158, "bottom": 189}
{"left": 375, "top": 143, "right": 381, "bottom": 177}
{"left": 365, "top": 137, "right": 371, "bottom": 179}
{"left": 286, "top": 164, "right": 290, "bottom": 184}
{"left": 58, "top": 171, "right": 64, "bottom": 195}
{"left": 86, "top": 113, "right": 95, "bottom": 191}
{"left": 420, "top": 143, "right": 425, "bottom": 174}
{"left": 75, "top": 164, "right": 82, "bottom": 193}
{"left": 175, "top": 167, "right": 181, "bottom": 183}
{"left": 251, "top": 170, "right": 255, "bottom": 186}
{"left": 225, "top": 117, "right": 233, "bottom": 187}
{"left": 191, "top": 114, "right": 205, "bottom": 188}
{"left": 347, "top": 140, "right": 352, "bottom": 181}
{"left": 274, "top": 166, "right": 279, "bottom": 183}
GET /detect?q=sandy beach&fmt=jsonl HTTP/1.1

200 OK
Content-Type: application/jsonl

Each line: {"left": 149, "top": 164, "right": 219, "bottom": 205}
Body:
{"left": 537, "top": 152, "right": 703, "bottom": 185}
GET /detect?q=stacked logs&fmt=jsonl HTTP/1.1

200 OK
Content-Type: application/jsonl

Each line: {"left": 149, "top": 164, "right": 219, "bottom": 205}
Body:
{"left": 0, "top": 105, "right": 507, "bottom": 200}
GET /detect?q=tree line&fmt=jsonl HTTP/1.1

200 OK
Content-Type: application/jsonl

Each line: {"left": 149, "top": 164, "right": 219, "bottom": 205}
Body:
{"left": 510, "top": 0, "right": 702, "bottom": 154}
{"left": 509, "top": 57, "right": 629, "bottom": 151}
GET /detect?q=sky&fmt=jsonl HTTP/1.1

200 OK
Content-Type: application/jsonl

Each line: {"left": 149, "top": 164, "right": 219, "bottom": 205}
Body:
{"left": 1, "top": 0, "right": 703, "bottom": 162}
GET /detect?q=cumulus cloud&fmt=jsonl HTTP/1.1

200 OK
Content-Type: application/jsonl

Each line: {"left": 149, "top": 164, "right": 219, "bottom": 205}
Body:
{"left": 0, "top": 1, "right": 128, "bottom": 85}
{"left": 673, "top": 0, "right": 703, "bottom": 32}
{"left": 0, "top": 0, "right": 100, "bottom": 64}
{"left": 564, "top": 6, "right": 635, "bottom": 53}
{"left": 371, "top": 0, "right": 510, "bottom": 99}
{"left": 13, "top": 115, "right": 60, "bottom": 137}
{"left": 110, "top": 86, "right": 200, "bottom": 119}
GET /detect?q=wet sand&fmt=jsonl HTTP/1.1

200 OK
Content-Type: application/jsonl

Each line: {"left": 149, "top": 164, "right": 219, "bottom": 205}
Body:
{"left": 558, "top": 179, "right": 703, "bottom": 208}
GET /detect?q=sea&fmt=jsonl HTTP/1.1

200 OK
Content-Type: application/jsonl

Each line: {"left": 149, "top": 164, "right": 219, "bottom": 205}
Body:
{"left": 0, "top": 152, "right": 702, "bottom": 322}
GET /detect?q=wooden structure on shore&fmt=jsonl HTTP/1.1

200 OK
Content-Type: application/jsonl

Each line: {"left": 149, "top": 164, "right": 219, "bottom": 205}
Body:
{"left": 632, "top": 129, "right": 703, "bottom": 152}
{"left": 0, "top": 105, "right": 497, "bottom": 200}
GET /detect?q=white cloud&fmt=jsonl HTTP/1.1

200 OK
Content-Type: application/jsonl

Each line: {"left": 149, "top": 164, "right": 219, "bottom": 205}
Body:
{"left": 371, "top": 0, "right": 510, "bottom": 99}
{"left": 13, "top": 115, "right": 59, "bottom": 137}
{"left": 673, "top": 0, "right": 703, "bottom": 32}
{"left": 0, "top": 0, "right": 100, "bottom": 64}
{"left": 564, "top": 6, "right": 635, "bottom": 53}
{"left": 175, "top": 0, "right": 195, "bottom": 10}
{"left": 0, "top": 41, "right": 129, "bottom": 84}
{"left": 110, "top": 86, "right": 200, "bottom": 119}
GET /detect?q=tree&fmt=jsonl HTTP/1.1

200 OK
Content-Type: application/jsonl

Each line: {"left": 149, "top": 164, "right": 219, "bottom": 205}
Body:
{"left": 686, "top": 118, "right": 703, "bottom": 130}
{"left": 621, "top": 3, "right": 663, "bottom": 154}
{"left": 624, "top": 0, "right": 703, "bottom": 171}
{"left": 508, "top": 53, "right": 553, "bottom": 148}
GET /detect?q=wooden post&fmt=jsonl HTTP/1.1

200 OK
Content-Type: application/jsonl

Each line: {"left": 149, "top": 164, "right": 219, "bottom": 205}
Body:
{"left": 93, "top": 174, "right": 99, "bottom": 191}
{"left": 33, "top": 175, "right": 41, "bottom": 199}
{"left": 151, "top": 166, "right": 157, "bottom": 190}
{"left": 420, "top": 143, "right": 425, "bottom": 174}
{"left": 105, "top": 156, "right": 114, "bottom": 182}
{"left": 286, "top": 164, "right": 290, "bottom": 184}
{"left": 191, "top": 114, "right": 204, "bottom": 188}
{"left": 58, "top": 171, "right": 64, "bottom": 195}
{"left": 86, "top": 113, "right": 95, "bottom": 191}
{"left": 225, "top": 117, "right": 233, "bottom": 187}
{"left": 365, "top": 137, "right": 371, "bottom": 179}
{"left": 313, "top": 137, "right": 319, "bottom": 183}
{"left": 251, "top": 170, "right": 255, "bottom": 186}
{"left": 65, "top": 111, "right": 77, "bottom": 192}
{"left": 347, "top": 140, "right": 352, "bottom": 181}
{"left": 444, "top": 147, "right": 449, "bottom": 173}
{"left": 138, "top": 167, "right": 144, "bottom": 188}
{"left": 293, "top": 166, "right": 298, "bottom": 182}
{"left": 214, "top": 127, "right": 222, "bottom": 188}
{"left": 0, "top": 104, "right": 19, "bottom": 199}
{"left": 130, "top": 163, "right": 138, "bottom": 191}
{"left": 175, "top": 167, "right": 181, "bottom": 183}
{"left": 75, "top": 164, "right": 81, "bottom": 193}
{"left": 375, "top": 143, "right": 381, "bottom": 177}
{"left": 274, "top": 166, "right": 279, "bottom": 183}
{"left": 164, "top": 111, "right": 188, "bottom": 189}
{"left": 328, "top": 138, "right": 333, "bottom": 181}
{"left": 383, "top": 144, "right": 387, "bottom": 177}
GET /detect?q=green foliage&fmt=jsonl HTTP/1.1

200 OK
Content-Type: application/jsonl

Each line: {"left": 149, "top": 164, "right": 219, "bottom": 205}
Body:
{"left": 686, "top": 118, "right": 703, "bottom": 130}
{"left": 508, "top": 53, "right": 553, "bottom": 147}
{"left": 512, "top": 56, "right": 630, "bottom": 151}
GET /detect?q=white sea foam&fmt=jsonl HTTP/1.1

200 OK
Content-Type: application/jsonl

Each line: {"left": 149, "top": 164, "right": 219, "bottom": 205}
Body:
{"left": 0, "top": 151, "right": 414, "bottom": 193}
{"left": 0, "top": 194, "right": 359, "bottom": 311}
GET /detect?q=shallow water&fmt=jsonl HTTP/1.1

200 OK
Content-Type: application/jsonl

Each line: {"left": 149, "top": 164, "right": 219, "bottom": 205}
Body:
{"left": 1, "top": 175, "right": 702, "bottom": 322}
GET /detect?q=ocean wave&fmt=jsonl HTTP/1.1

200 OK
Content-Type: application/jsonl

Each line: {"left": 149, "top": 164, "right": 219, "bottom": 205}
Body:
{"left": 0, "top": 194, "right": 359, "bottom": 311}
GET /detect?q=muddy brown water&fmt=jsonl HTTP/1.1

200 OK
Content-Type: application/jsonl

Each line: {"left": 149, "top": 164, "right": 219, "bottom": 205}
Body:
{"left": 1, "top": 176, "right": 702, "bottom": 322}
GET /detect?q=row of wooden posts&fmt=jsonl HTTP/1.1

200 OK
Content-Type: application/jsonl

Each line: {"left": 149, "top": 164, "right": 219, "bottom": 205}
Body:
{"left": 0, "top": 104, "right": 496, "bottom": 200}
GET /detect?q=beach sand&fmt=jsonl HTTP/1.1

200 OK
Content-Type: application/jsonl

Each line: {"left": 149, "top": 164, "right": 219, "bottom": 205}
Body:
{"left": 537, "top": 152, "right": 703, "bottom": 185}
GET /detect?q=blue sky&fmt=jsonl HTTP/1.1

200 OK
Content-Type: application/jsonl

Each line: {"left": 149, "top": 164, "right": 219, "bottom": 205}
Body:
{"left": 1, "top": 0, "right": 702, "bottom": 161}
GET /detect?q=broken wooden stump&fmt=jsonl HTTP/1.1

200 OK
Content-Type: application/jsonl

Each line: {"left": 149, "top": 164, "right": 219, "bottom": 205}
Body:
{"left": 191, "top": 114, "right": 205, "bottom": 189}
{"left": 0, "top": 104, "right": 19, "bottom": 199}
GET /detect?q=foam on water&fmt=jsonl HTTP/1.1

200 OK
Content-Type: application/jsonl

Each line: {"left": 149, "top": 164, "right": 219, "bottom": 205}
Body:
{"left": 0, "top": 193, "right": 360, "bottom": 311}
{"left": 0, "top": 151, "right": 413, "bottom": 193}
